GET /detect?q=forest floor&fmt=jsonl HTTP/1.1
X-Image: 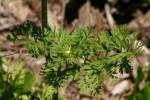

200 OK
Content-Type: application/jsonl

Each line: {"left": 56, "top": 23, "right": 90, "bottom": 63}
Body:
{"left": 1, "top": 0, "right": 150, "bottom": 99}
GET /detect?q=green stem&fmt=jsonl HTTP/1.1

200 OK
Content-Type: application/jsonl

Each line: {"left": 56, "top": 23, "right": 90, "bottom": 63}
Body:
{"left": 41, "top": 0, "right": 48, "bottom": 29}
{"left": 52, "top": 89, "right": 58, "bottom": 100}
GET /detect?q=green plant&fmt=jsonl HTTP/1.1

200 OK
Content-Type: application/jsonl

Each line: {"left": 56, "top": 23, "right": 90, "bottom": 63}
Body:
{"left": 1, "top": 0, "right": 146, "bottom": 99}
{"left": 0, "top": 58, "right": 36, "bottom": 100}
{"left": 8, "top": 24, "right": 142, "bottom": 99}
{"left": 142, "top": 0, "right": 150, "bottom": 7}
{"left": 0, "top": 57, "right": 62, "bottom": 100}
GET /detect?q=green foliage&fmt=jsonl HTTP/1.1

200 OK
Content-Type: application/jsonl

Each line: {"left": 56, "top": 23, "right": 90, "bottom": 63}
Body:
{"left": 98, "top": 26, "right": 142, "bottom": 73}
{"left": 142, "top": 0, "right": 150, "bottom": 7}
{"left": 127, "top": 65, "right": 150, "bottom": 100}
{"left": 0, "top": 58, "right": 35, "bottom": 100}
{"left": 2, "top": 0, "right": 147, "bottom": 98}
{"left": 8, "top": 23, "right": 142, "bottom": 97}
{"left": 0, "top": 58, "right": 60, "bottom": 100}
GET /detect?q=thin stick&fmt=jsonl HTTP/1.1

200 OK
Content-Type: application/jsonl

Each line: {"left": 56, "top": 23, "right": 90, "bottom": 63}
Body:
{"left": 105, "top": 4, "right": 116, "bottom": 28}
{"left": 0, "top": 52, "right": 18, "bottom": 57}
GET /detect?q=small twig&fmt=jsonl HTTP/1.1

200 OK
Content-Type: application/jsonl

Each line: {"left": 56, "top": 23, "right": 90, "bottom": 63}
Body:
{"left": 0, "top": 52, "right": 18, "bottom": 57}
{"left": 104, "top": 4, "right": 116, "bottom": 28}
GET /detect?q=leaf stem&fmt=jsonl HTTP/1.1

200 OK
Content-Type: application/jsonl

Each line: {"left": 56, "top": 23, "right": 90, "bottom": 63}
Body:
{"left": 41, "top": 0, "right": 48, "bottom": 29}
